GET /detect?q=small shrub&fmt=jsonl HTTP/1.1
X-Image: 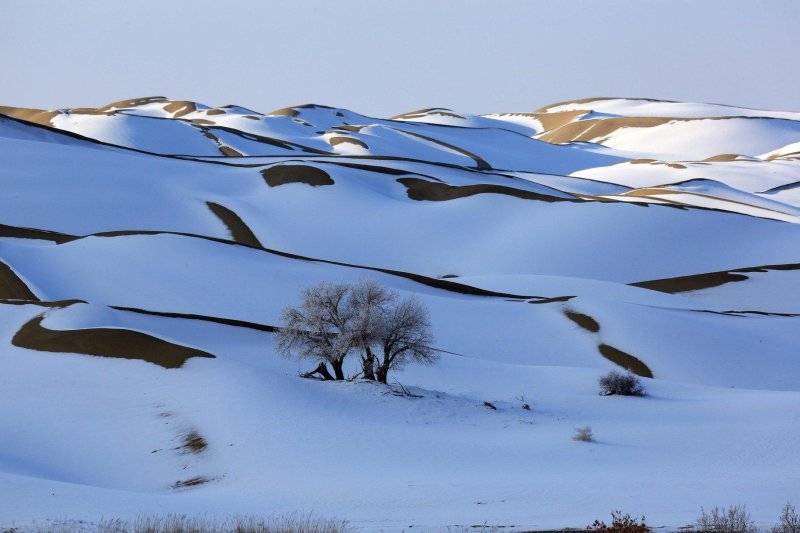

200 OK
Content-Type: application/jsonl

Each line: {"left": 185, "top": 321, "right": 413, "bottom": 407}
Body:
{"left": 695, "top": 505, "right": 758, "bottom": 533}
{"left": 515, "top": 394, "right": 532, "bottom": 410}
{"left": 573, "top": 426, "right": 594, "bottom": 442}
{"left": 773, "top": 503, "right": 800, "bottom": 533}
{"left": 587, "top": 510, "right": 650, "bottom": 533}
{"left": 598, "top": 370, "right": 646, "bottom": 396}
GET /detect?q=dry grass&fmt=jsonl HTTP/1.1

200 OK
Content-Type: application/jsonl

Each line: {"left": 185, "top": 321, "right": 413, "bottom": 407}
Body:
{"left": 17, "top": 513, "right": 349, "bottom": 533}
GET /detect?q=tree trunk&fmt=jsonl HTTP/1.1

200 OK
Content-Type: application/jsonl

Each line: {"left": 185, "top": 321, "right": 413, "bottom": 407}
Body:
{"left": 362, "top": 346, "right": 376, "bottom": 380}
{"left": 302, "top": 362, "right": 334, "bottom": 381}
{"left": 376, "top": 366, "right": 388, "bottom": 384}
{"left": 331, "top": 359, "right": 345, "bottom": 380}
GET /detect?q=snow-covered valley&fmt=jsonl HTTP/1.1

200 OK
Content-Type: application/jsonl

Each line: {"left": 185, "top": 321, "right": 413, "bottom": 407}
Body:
{"left": 0, "top": 96, "right": 798, "bottom": 531}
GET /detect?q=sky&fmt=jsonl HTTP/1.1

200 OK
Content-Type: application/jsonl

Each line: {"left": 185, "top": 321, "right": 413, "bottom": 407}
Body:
{"left": 2, "top": 0, "right": 798, "bottom": 117}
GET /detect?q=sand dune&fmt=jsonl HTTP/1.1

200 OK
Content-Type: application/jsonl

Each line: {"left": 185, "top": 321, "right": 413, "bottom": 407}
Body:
{"left": 1, "top": 95, "right": 800, "bottom": 530}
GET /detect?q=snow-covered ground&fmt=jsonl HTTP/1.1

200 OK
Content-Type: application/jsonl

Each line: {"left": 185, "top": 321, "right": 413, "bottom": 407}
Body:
{"left": 0, "top": 97, "right": 799, "bottom": 531}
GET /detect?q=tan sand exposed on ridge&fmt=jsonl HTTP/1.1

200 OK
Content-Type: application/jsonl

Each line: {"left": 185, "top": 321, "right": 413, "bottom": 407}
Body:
{"left": 206, "top": 202, "right": 263, "bottom": 248}
{"left": 632, "top": 262, "right": 800, "bottom": 294}
{"left": 0, "top": 260, "right": 38, "bottom": 300}
{"left": 261, "top": 165, "right": 334, "bottom": 187}
{"left": 564, "top": 310, "right": 600, "bottom": 332}
{"left": 329, "top": 136, "right": 369, "bottom": 149}
{"left": 99, "top": 96, "right": 168, "bottom": 110}
{"left": 397, "top": 177, "right": 578, "bottom": 203}
{"left": 703, "top": 153, "right": 743, "bottom": 162}
{"left": 163, "top": 101, "right": 198, "bottom": 118}
{"left": 12, "top": 314, "right": 215, "bottom": 369}
{"left": 537, "top": 116, "right": 675, "bottom": 144}
{"left": 598, "top": 343, "right": 653, "bottom": 378}
{"left": 0, "top": 106, "right": 61, "bottom": 127}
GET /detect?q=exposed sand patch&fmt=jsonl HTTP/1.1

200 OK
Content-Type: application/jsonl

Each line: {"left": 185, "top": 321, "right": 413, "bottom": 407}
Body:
{"left": 198, "top": 129, "right": 244, "bottom": 157}
{"left": 537, "top": 116, "right": 674, "bottom": 144}
{"left": 564, "top": 310, "right": 600, "bottom": 332}
{"left": 703, "top": 153, "right": 743, "bottom": 162}
{"left": 178, "top": 430, "right": 208, "bottom": 454}
{"left": 0, "top": 298, "right": 85, "bottom": 308}
{"left": 632, "top": 271, "right": 749, "bottom": 293}
{"left": 12, "top": 314, "right": 215, "bottom": 369}
{"left": 206, "top": 109, "right": 226, "bottom": 116}
{"left": 67, "top": 107, "right": 115, "bottom": 116}
{"left": 528, "top": 295, "right": 576, "bottom": 304}
{"left": 0, "top": 224, "right": 77, "bottom": 244}
{"left": 531, "top": 109, "right": 590, "bottom": 131}
{"left": 267, "top": 106, "right": 299, "bottom": 117}
{"left": 598, "top": 343, "right": 653, "bottom": 378}
{"left": 218, "top": 146, "right": 244, "bottom": 157}
{"left": 631, "top": 263, "right": 800, "bottom": 293}
{"left": 99, "top": 97, "right": 168, "bottom": 111}
{"left": 337, "top": 125, "right": 366, "bottom": 133}
{"left": 206, "top": 201, "right": 262, "bottom": 248}
{"left": 397, "top": 177, "right": 579, "bottom": 203}
{"left": 261, "top": 165, "right": 334, "bottom": 187}
{"left": 0, "top": 260, "right": 37, "bottom": 300}
{"left": 329, "top": 137, "right": 369, "bottom": 149}
{"left": 0, "top": 106, "right": 61, "bottom": 127}
{"left": 163, "top": 101, "right": 197, "bottom": 118}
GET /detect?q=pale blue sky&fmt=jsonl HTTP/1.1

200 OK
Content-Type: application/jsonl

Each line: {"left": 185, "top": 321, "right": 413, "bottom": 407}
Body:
{"left": 2, "top": 0, "right": 798, "bottom": 117}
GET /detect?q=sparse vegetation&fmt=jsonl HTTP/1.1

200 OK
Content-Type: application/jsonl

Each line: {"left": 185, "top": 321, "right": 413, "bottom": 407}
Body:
{"left": 515, "top": 394, "right": 531, "bottom": 410}
{"left": 573, "top": 425, "right": 594, "bottom": 442}
{"left": 20, "top": 513, "right": 350, "bottom": 533}
{"left": 277, "top": 279, "right": 436, "bottom": 383}
{"left": 694, "top": 505, "right": 758, "bottom": 533}
{"left": 598, "top": 370, "right": 646, "bottom": 396}
{"left": 586, "top": 510, "right": 650, "bottom": 533}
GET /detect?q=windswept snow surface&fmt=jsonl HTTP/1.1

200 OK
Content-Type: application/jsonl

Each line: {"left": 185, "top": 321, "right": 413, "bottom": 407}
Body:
{"left": 1, "top": 97, "right": 799, "bottom": 531}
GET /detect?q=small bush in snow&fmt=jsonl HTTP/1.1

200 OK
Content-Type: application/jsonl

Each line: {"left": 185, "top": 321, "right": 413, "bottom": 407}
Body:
{"left": 586, "top": 510, "right": 650, "bottom": 533}
{"left": 573, "top": 426, "right": 594, "bottom": 442}
{"left": 694, "top": 505, "right": 758, "bottom": 533}
{"left": 773, "top": 503, "right": 800, "bottom": 533}
{"left": 598, "top": 370, "right": 646, "bottom": 397}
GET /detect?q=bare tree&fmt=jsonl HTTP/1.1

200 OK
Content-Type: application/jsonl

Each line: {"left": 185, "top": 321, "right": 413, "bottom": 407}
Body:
{"left": 277, "top": 279, "right": 437, "bottom": 383}
{"left": 349, "top": 279, "right": 395, "bottom": 381}
{"left": 373, "top": 295, "right": 436, "bottom": 384}
{"left": 275, "top": 282, "right": 360, "bottom": 380}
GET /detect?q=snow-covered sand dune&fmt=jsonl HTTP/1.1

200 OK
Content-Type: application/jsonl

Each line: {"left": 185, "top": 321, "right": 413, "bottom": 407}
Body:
{"left": 1, "top": 97, "right": 799, "bottom": 531}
